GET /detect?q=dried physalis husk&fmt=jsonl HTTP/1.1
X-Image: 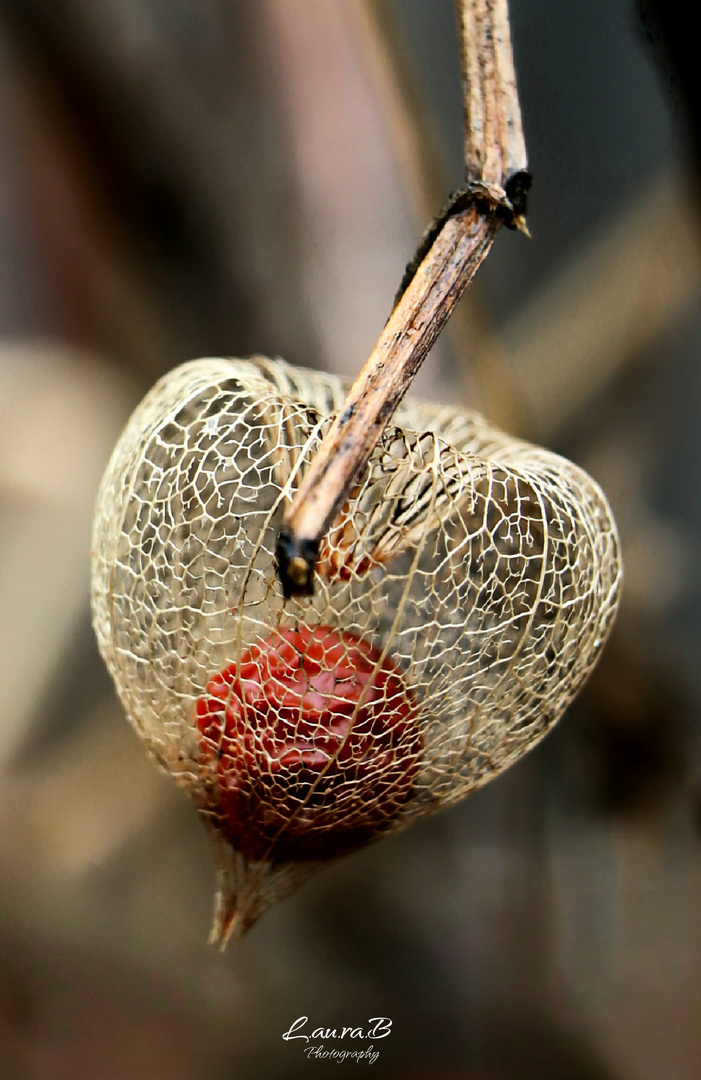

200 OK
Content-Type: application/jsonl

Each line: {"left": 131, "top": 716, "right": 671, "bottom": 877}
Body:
{"left": 91, "top": 357, "right": 621, "bottom": 944}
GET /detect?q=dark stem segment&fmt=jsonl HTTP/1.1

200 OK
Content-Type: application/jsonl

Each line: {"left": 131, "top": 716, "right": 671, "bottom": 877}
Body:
{"left": 394, "top": 175, "right": 531, "bottom": 308}
{"left": 457, "top": 0, "right": 528, "bottom": 187}
{"left": 278, "top": 197, "right": 501, "bottom": 595}
{"left": 277, "top": 0, "right": 529, "bottom": 597}
{"left": 276, "top": 530, "right": 319, "bottom": 599}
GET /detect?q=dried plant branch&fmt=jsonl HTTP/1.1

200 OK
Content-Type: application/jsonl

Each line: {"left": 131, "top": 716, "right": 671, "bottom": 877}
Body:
{"left": 277, "top": 0, "right": 531, "bottom": 598}
{"left": 350, "top": 0, "right": 524, "bottom": 434}
{"left": 457, "top": 0, "right": 527, "bottom": 187}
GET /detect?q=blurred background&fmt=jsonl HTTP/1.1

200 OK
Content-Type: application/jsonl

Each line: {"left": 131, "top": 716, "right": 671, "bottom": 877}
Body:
{"left": 1, "top": 0, "right": 700, "bottom": 1077}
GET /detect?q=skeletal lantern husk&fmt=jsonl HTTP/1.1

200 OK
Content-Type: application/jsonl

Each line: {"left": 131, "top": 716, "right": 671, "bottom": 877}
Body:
{"left": 91, "top": 357, "right": 621, "bottom": 944}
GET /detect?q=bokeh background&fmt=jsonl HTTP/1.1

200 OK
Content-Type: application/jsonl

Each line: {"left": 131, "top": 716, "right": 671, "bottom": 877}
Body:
{"left": 1, "top": 1, "right": 700, "bottom": 1077}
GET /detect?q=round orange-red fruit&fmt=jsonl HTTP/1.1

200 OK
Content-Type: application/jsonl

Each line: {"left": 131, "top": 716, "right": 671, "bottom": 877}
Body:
{"left": 196, "top": 625, "right": 421, "bottom": 862}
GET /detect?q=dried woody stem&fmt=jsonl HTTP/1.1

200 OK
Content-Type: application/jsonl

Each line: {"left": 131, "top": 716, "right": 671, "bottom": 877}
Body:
{"left": 277, "top": 0, "right": 531, "bottom": 597}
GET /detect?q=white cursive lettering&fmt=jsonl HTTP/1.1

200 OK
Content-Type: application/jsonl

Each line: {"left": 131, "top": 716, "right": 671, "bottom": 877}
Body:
{"left": 368, "top": 1017, "right": 392, "bottom": 1039}
{"left": 282, "top": 1016, "right": 309, "bottom": 1041}
{"left": 283, "top": 1015, "right": 392, "bottom": 1048}
{"left": 304, "top": 1044, "right": 379, "bottom": 1064}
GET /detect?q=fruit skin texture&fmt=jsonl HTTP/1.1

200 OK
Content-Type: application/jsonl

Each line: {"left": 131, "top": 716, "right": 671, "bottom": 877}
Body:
{"left": 196, "top": 626, "right": 422, "bottom": 862}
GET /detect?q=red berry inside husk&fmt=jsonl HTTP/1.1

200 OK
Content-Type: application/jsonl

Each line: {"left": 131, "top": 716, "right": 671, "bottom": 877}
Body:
{"left": 196, "top": 625, "right": 421, "bottom": 862}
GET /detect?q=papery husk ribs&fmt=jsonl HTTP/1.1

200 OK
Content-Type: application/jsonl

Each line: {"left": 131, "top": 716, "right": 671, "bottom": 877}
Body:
{"left": 91, "top": 357, "right": 620, "bottom": 943}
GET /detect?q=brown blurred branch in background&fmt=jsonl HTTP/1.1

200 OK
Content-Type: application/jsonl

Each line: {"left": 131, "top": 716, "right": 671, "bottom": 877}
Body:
{"left": 278, "top": 0, "right": 530, "bottom": 597}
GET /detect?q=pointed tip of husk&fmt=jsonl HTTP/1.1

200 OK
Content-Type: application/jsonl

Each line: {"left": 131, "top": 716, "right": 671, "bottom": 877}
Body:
{"left": 205, "top": 828, "right": 321, "bottom": 948}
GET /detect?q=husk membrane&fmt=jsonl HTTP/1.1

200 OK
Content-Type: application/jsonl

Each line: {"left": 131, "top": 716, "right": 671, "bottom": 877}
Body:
{"left": 91, "top": 357, "right": 621, "bottom": 944}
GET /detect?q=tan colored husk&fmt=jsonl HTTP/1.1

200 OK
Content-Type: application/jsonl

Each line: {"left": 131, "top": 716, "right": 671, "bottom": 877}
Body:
{"left": 91, "top": 357, "right": 621, "bottom": 944}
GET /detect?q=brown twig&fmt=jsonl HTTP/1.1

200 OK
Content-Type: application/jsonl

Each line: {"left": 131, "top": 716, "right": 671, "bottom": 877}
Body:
{"left": 277, "top": 0, "right": 530, "bottom": 598}
{"left": 457, "top": 0, "right": 527, "bottom": 187}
